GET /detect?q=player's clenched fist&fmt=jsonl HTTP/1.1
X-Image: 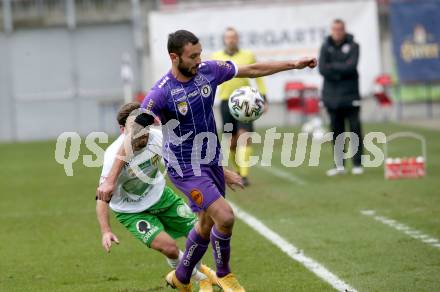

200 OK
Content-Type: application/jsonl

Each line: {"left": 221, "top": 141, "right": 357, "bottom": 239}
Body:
{"left": 295, "top": 57, "right": 318, "bottom": 69}
{"left": 96, "top": 180, "right": 115, "bottom": 202}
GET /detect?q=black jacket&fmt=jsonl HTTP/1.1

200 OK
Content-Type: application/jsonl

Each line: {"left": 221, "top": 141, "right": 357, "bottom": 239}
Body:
{"left": 319, "top": 34, "right": 360, "bottom": 109}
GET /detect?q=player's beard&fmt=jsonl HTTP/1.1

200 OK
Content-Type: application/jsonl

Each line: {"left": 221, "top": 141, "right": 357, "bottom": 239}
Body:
{"left": 177, "top": 59, "right": 197, "bottom": 77}
{"left": 225, "top": 44, "right": 239, "bottom": 56}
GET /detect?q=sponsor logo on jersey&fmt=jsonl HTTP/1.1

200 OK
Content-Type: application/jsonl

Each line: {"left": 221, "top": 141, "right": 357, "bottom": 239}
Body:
{"left": 177, "top": 101, "right": 188, "bottom": 115}
{"left": 194, "top": 74, "right": 206, "bottom": 86}
{"left": 187, "top": 90, "right": 199, "bottom": 98}
{"left": 145, "top": 99, "right": 155, "bottom": 112}
{"left": 171, "top": 87, "right": 184, "bottom": 96}
{"left": 216, "top": 60, "right": 232, "bottom": 69}
{"left": 122, "top": 194, "right": 144, "bottom": 203}
{"left": 174, "top": 95, "right": 188, "bottom": 103}
{"left": 201, "top": 84, "right": 212, "bottom": 98}
{"left": 158, "top": 76, "right": 169, "bottom": 89}
{"left": 126, "top": 159, "right": 153, "bottom": 177}
{"left": 148, "top": 208, "right": 166, "bottom": 214}
{"left": 190, "top": 189, "right": 204, "bottom": 206}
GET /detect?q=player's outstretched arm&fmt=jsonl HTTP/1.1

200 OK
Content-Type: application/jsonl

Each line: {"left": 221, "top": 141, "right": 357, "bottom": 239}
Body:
{"left": 96, "top": 199, "right": 119, "bottom": 252}
{"left": 236, "top": 57, "right": 317, "bottom": 78}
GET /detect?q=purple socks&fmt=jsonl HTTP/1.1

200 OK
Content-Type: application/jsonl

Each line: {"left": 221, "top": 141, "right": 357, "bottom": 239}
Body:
{"left": 175, "top": 228, "right": 210, "bottom": 284}
{"left": 210, "top": 226, "right": 231, "bottom": 277}
{"left": 175, "top": 226, "right": 233, "bottom": 283}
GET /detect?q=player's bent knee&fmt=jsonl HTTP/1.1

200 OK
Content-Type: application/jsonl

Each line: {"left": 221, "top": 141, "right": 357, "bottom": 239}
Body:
{"left": 208, "top": 197, "right": 235, "bottom": 231}
{"left": 218, "top": 210, "right": 235, "bottom": 231}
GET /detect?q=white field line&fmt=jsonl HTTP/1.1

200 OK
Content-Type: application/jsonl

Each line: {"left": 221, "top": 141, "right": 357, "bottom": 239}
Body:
{"left": 231, "top": 202, "right": 357, "bottom": 292}
{"left": 361, "top": 210, "right": 440, "bottom": 249}
{"left": 257, "top": 165, "right": 306, "bottom": 185}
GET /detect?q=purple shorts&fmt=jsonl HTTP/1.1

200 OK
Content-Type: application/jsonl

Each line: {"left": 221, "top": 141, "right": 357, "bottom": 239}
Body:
{"left": 168, "top": 164, "right": 226, "bottom": 213}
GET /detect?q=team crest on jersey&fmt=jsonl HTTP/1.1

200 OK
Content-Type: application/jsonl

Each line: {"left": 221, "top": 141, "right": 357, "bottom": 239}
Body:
{"left": 127, "top": 167, "right": 136, "bottom": 177}
{"left": 201, "top": 84, "right": 212, "bottom": 98}
{"left": 177, "top": 101, "right": 188, "bottom": 115}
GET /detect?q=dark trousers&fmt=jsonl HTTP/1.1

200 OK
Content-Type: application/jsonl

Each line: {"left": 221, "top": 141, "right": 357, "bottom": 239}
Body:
{"left": 327, "top": 106, "right": 363, "bottom": 167}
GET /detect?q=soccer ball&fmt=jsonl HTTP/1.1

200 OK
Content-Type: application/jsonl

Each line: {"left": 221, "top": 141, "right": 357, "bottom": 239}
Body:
{"left": 228, "top": 86, "right": 265, "bottom": 123}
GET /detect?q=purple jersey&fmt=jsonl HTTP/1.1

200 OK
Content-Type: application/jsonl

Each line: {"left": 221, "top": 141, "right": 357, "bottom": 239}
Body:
{"left": 141, "top": 60, "right": 237, "bottom": 175}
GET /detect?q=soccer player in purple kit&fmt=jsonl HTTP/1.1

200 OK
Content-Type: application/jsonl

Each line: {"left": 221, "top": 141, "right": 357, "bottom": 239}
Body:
{"left": 97, "top": 30, "right": 317, "bottom": 292}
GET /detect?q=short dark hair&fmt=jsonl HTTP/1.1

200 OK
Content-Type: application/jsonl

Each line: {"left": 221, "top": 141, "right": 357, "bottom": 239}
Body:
{"left": 116, "top": 102, "right": 140, "bottom": 126}
{"left": 333, "top": 19, "right": 345, "bottom": 27}
{"left": 167, "top": 30, "right": 199, "bottom": 56}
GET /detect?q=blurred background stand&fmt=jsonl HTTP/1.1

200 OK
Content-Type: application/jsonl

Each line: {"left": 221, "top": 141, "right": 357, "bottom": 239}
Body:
{"left": 0, "top": 0, "right": 439, "bottom": 142}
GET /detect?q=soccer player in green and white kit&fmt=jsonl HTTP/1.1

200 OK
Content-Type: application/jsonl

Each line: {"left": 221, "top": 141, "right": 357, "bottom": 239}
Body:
{"left": 96, "top": 102, "right": 225, "bottom": 291}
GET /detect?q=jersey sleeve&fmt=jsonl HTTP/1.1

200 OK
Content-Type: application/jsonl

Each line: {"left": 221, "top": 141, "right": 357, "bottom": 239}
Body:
{"left": 141, "top": 89, "right": 166, "bottom": 118}
{"left": 206, "top": 60, "right": 238, "bottom": 85}
{"left": 99, "top": 136, "right": 124, "bottom": 184}
{"left": 100, "top": 151, "right": 114, "bottom": 184}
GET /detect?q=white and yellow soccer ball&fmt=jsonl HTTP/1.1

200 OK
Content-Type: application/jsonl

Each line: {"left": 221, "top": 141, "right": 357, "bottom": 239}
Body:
{"left": 228, "top": 86, "right": 265, "bottom": 123}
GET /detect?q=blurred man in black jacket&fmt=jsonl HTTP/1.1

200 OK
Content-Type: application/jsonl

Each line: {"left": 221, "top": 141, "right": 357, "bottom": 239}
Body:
{"left": 319, "top": 19, "right": 363, "bottom": 176}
